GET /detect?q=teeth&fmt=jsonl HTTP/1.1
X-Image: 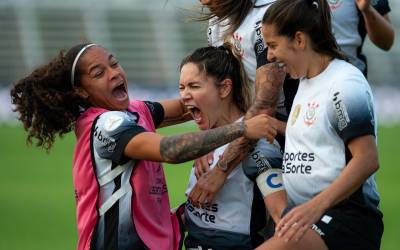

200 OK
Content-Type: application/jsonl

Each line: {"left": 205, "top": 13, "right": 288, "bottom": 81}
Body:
{"left": 185, "top": 105, "right": 196, "bottom": 110}
{"left": 278, "top": 63, "right": 286, "bottom": 68}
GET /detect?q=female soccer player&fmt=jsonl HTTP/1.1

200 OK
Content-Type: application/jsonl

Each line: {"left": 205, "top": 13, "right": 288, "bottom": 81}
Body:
{"left": 179, "top": 45, "right": 287, "bottom": 249}
{"left": 189, "top": 0, "right": 290, "bottom": 209}
{"left": 257, "top": 0, "right": 383, "bottom": 249}
{"left": 10, "top": 43, "right": 278, "bottom": 250}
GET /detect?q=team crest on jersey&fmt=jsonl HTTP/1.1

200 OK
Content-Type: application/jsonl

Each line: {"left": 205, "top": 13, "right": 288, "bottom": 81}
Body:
{"left": 328, "top": 0, "right": 342, "bottom": 10}
{"left": 291, "top": 104, "right": 301, "bottom": 126}
{"left": 304, "top": 102, "right": 319, "bottom": 126}
{"left": 232, "top": 33, "right": 244, "bottom": 57}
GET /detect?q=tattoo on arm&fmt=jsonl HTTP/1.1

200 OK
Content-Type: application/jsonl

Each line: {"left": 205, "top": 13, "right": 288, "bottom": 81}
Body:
{"left": 252, "top": 63, "right": 286, "bottom": 116}
{"left": 160, "top": 121, "right": 245, "bottom": 163}
{"left": 218, "top": 137, "right": 257, "bottom": 173}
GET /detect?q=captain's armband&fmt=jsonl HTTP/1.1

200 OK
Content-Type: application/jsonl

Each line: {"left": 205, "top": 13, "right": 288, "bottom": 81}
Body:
{"left": 256, "top": 168, "right": 284, "bottom": 197}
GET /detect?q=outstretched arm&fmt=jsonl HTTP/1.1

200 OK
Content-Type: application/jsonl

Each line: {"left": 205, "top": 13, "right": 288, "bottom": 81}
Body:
{"left": 356, "top": 0, "right": 394, "bottom": 51}
{"left": 188, "top": 63, "right": 286, "bottom": 207}
{"left": 124, "top": 113, "right": 275, "bottom": 164}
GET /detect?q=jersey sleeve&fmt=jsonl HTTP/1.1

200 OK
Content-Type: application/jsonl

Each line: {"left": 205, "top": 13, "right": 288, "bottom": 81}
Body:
{"left": 93, "top": 111, "right": 146, "bottom": 165}
{"left": 327, "top": 76, "right": 376, "bottom": 145}
{"left": 143, "top": 101, "right": 164, "bottom": 128}
{"left": 242, "top": 139, "right": 283, "bottom": 181}
{"left": 373, "top": 0, "right": 390, "bottom": 16}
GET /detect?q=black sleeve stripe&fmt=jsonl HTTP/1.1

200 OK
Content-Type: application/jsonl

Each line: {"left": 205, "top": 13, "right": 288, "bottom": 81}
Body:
{"left": 373, "top": 0, "right": 390, "bottom": 15}
{"left": 112, "top": 126, "right": 146, "bottom": 165}
{"left": 255, "top": 47, "right": 268, "bottom": 68}
{"left": 144, "top": 101, "right": 165, "bottom": 128}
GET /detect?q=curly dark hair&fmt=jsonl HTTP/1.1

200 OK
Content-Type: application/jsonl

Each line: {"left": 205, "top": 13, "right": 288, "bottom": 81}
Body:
{"left": 10, "top": 43, "right": 94, "bottom": 151}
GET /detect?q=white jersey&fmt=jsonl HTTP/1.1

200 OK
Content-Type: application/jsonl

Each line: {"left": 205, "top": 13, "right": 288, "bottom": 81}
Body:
{"left": 283, "top": 59, "right": 380, "bottom": 213}
{"left": 184, "top": 118, "right": 282, "bottom": 247}
{"left": 207, "top": 0, "right": 287, "bottom": 115}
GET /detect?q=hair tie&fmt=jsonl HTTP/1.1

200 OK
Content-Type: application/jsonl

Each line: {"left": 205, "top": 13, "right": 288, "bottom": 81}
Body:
{"left": 306, "top": 0, "right": 319, "bottom": 9}
{"left": 71, "top": 43, "right": 97, "bottom": 87}
{"left": 217, "top": 45, "right": 230, "bottom": 54}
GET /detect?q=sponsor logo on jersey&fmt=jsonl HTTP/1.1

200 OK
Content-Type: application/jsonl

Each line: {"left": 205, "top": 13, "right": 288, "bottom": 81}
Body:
{"left": 328, "top": 0, "right": 342, "bottom": 10}
{"left": 186, "top": 201, "right": 218, "bottom": 224}
{"left": 250, "top": 150, "right": 272, "bottom": 174}
{"left": 333, "top": 92, "right": 350, "bottom": 131}
{"left": 304, "top": 102, "right": 319, "bottom": 126}
{"left": 366, "top": 91, "right": 375, "bottom": 126}
{"left": 254, "top": 21, "right": 265, "bottom": 57}
{"left": 283, "top": 151, "right": 315, "bottom": 174}
{"left": 291, "top": 104, "right": 301, "bottom": 126}
{"left": 93, "top": 126, "right": 116, "bottom": 152}
{"left": 311, "top": 224, "right": 325, "bottom": 236}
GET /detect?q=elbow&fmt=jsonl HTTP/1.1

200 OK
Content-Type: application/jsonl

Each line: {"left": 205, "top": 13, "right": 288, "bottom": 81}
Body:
{"left": 368, "top": 154, "right": 380, "bottom": 175}
{"left": 381, "top": 41, "right": 394, "bottom": 51}
{"left": 378, "top": 33, "right": 395, "bottom": 51}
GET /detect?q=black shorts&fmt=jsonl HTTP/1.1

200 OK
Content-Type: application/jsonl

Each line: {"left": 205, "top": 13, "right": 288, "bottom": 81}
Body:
{"left": 284, "top": 200, "right": 383, "bottom": 250}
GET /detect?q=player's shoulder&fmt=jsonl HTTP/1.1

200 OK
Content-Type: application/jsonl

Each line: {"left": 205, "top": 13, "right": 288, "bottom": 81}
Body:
{"left": 328, "top": 59, "right": 368, "bottom": 88}
{"left": 97, "top": 111, "right": 137, "bottom": 132}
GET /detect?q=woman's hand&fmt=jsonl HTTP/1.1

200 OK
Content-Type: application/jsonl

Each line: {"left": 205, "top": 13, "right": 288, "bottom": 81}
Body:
{"left": 276, "top": 198, "right": 326, "bottom": 242}
{"left": 243, "top": 114, "right": 278, "bottom": 143}
{"left": 355, "top": 0, "right": 371, "bottom": 13}
{"left": 194, "top": 152, "right": 214, "bottom": 179}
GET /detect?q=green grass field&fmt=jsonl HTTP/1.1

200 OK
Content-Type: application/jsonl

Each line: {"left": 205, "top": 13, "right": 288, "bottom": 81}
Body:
{"left": 0, "top": 122, "right": 399, "bottom": 249}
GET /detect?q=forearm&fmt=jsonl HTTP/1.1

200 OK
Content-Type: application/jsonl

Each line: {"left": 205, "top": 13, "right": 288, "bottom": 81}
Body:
{"left": 217, "top": 137, "right": 257, "bottom": 174}
{"left": 160, "top": 121, "right": 245, "bottom": 163}
{"left": 264, "top": 190, "right": 287, "bottom": 223}
{"left": 252, "top": 63, "right": 286, "bottom": 117}
{"left": 362, "top": 8, "right": 394, "bottom": 51}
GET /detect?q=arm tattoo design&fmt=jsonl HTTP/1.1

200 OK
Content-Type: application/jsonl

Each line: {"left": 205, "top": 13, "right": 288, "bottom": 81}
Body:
{"left": 160, "top": 121, "right": 246, "bottom": 163}
{"left": 218, "top": 137, "right": 257, "bottom": 173}
{"left": 218, "top": 63, "right": 285, "bottom": 172}
{"left": 252, "top": 63, "right": 285, "bottom": 116}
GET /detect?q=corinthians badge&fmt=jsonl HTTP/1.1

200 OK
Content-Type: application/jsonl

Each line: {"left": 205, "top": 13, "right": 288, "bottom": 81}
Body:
{"left": 304, "top": 102, "right": 319, "bottom": 126}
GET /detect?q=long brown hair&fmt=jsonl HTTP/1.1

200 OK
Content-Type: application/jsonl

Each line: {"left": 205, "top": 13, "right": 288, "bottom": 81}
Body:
{"left": 180, "top": 43, "right": 252, "bottom": 113}
{"left": 10, "top": 43, "right": 94, "bottom": 151}
{"left": 262, "top": 0, "right": 347, "bottom": 60}
{"left": 196, "top": 0, "right": 254, "bottom": 35}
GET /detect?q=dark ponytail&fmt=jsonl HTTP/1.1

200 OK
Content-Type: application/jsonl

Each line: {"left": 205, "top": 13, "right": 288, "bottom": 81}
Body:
{"left": 262, "top": 0, "right": 347, "bottom": 60}
{"left": 10, "top": 43, "right": 93, "bottom": 151}
{"left": 180, "top": 43, "right": 252, "bottom": 113}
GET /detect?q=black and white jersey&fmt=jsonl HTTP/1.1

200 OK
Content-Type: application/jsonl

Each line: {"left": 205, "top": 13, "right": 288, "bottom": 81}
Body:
{"left": 90, "top": 102, "right": 164, "bottom": 249}
{"left": 284, "top": 59, "right": 381, "bottom": 214}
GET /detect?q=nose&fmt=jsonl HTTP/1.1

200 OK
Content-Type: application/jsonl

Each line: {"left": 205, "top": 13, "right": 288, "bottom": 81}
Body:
{"left": 179, "top": 86, "right": 192, "bottom": 102}
{"left": 109, "top": 66, "right": 121, "bottom": 81}
{"left": 267, "top": 48, "right": 276, "bottom": 62}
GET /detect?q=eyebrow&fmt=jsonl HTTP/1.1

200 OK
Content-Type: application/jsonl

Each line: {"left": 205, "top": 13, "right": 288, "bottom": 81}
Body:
{"left": 88, "top": 54, "right": 115, "bottom": 74}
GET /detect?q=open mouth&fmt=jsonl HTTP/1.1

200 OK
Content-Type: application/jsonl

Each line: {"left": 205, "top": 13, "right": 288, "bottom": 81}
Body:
{"left": 112, "top": 81, "right": 127, "bottom": 99}
{"left": 186, "top": 104, "right": 202, "bottom": 123}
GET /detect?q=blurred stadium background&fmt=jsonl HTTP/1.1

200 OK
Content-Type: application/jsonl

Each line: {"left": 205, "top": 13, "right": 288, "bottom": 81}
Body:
{"left": 0, "top": 0, "right": 399, "bottom": 249}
